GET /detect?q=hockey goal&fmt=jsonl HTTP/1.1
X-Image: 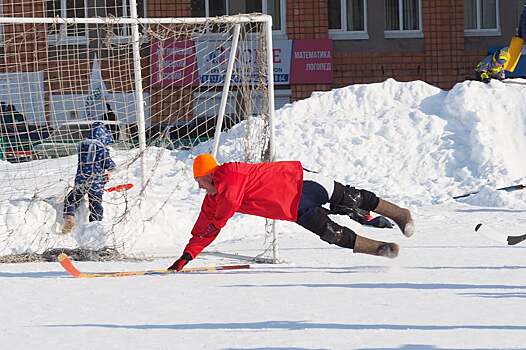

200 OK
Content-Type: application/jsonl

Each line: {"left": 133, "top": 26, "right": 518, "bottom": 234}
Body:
{"left": 0, "top": 3, "right": 277, "bottom": 263}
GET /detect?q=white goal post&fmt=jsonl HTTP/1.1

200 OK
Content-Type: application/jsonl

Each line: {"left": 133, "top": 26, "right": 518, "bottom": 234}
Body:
{"left": 0, "top": 7, "right": 278, "bottom": 262}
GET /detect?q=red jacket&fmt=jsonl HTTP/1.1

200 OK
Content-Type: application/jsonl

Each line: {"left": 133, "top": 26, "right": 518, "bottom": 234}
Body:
{"left": 183, "top": 161, "right": 304, "bottom": 258}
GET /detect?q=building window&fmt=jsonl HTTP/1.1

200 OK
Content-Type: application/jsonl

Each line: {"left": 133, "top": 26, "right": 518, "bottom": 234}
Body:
{"left": 328, "top": 0, "right": 368, "bottom": 40}
{"left": 46, "top": 0, "right": 146, "bottom": 44}
{"left": 384, "top": 0, "right": 422, "bottom": 38}
{"left": 105, "top": 0, "right": 146, "bottom": 38}
{"left": 464, "top": 0, "right": 500, "bottom": 36}
{"left": 191, "top": 0, "right": 285, "bottom": 33}
{"left": 46, "top": 0, "right": 88, "bottom": 42}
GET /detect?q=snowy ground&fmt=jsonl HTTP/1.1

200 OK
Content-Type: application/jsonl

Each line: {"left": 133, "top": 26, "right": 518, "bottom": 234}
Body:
{"left": 2, "top": 204, "right": 526, "bottom": 349}
{"left": 2, "top": 78, "right": 526, "bottom": 348}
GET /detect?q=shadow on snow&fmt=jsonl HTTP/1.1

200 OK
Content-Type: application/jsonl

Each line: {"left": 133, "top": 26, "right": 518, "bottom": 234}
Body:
{"left": 44, "top": 321, "right": 526, "bottom": 332}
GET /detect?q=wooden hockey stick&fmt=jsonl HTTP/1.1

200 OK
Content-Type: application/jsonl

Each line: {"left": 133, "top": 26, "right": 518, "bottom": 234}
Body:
{"left": 58, "top": 253, "right": 250, "bottom": 278}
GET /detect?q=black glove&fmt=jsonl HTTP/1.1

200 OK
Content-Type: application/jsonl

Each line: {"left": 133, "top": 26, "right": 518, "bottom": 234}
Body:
{"left": 365, "top": 216, "right": 394, "bottom": 229}
{"left": 345, "top": 208, "right": 370, "bottom": 225}
{"left": 167, "top": 252, "right": 193, "bottom": 271}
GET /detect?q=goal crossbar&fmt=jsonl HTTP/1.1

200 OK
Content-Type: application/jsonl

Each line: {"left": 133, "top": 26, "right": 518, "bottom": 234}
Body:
{"left": 0, "top": 14, "right": 272, "bottom": 25}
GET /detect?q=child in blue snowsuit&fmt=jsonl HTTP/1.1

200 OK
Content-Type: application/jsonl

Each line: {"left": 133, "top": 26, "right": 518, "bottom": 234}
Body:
{"left": 62, "top": 122, "right": 116, "bottom": 234}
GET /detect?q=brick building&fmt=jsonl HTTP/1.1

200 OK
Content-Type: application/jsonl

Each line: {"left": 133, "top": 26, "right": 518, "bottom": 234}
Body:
{"left": 149, "top": 0, "right": 524, "bottom": 99}
{"left": 0, "top": 0, "right": 523, "bottom": 126}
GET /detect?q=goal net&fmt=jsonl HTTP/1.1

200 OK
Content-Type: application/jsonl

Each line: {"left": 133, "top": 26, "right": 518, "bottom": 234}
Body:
{"left": 0, "top": 5, "right": 277, "bottom": 263}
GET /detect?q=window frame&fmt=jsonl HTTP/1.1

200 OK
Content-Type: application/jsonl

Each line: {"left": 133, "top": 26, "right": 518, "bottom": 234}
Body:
{"left": 384, "top": 0, "right": 423, "bottom": 39}
{"left": 328, "top": 0, "right": 369, "bottom": 40}
{"left": 194, "top": 0, "right": 287, "bottom": 38}
{"left": 47, "top": 0, "right": 89, "bottom": 46}
{"left": 109, "top": 0, "right": 149, "bottom": 44}
{"left": 464, "top": 0, "right": 501, "bottom": 37}
{"left": 262, "top": 0, "right": 287, "bottom": 38}
{"left": 47, "top": 0, "right": 148, "bottom": 46}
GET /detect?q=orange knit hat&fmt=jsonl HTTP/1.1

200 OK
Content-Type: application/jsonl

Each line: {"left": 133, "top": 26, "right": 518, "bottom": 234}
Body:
{"left": 193, "top": 153, "right": 219, "bottom": 178}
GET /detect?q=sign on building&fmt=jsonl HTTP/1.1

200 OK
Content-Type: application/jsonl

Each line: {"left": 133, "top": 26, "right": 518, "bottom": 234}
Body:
{"left": 150, "top": 39, "right": 332, "bottom": 86}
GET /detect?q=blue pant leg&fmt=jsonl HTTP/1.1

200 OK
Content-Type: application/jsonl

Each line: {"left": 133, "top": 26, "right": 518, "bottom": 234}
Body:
{"left": 296, "top": 180, "right": 331, "bottom": 231}
{"left": 519, "top": 6, "right": 526, "bottom": 39}
{"left": 87, "top": 180, "right": 105, "bottom": 221}
{"left": 63, "top": 184, "right": 88, "bottom": 217}
{"left": 297, "top": 181, "right": 330, "bottom": 216}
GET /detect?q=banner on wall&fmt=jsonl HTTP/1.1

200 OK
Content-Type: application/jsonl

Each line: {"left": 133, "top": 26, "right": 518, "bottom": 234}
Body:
{"left": 290, "top": 39, "right": 333, "bottom": 84}
{"left": 84, "top": 54, "right": 109, "bottom": 119}
{"left": 150, "top": 39, "right": 332, "bottom": 86}
{"left": 273, "top": 40, "right": 293, "bottom": 84}
{"left": 195, "top": 40, "right": 235, "bottom": 85}
{"left": 150, "top": 40, "right": 199, "bottom": 87}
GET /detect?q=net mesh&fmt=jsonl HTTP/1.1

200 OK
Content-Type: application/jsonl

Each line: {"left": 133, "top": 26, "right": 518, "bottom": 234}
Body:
{"left": 0, "top": 4, "right": 274, "bottom": 261}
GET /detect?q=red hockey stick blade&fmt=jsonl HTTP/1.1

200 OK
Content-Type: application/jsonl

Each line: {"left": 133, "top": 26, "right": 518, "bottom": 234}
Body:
{"left": 106, "top": 183, "right": 134, "bottom": 192}
{"left": 57, "top": 253, "right": 250, "bottom": 278}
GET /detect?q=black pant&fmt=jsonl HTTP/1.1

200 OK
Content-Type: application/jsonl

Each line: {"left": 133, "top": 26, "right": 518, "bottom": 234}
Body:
{"left": 296, "top": 180, "right": 378, "bottom": 235}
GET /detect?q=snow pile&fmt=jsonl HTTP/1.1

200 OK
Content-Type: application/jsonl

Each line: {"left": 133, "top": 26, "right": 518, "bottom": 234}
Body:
{"left": 3, "top": 78, "right": 526, "bottom": 255}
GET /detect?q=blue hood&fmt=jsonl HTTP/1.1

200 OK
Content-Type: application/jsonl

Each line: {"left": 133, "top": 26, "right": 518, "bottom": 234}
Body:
{"left": 89, "top": 122, "right": 114, "bottom": 145}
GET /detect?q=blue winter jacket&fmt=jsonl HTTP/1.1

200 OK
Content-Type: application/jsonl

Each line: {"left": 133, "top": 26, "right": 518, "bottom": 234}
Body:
{"left": 75, "top": 122, "right": 116, "bottom": 184}
{"left": 475, "top": 54, "right": 506, "bottom": 80}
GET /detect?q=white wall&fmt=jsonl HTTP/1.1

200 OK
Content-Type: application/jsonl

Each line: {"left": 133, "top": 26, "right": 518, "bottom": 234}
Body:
{"left": 0, "top": 72, "right": 46, "bottom": 124}
{"left": 49, "top": 92, "right": 151, "bottom": 127}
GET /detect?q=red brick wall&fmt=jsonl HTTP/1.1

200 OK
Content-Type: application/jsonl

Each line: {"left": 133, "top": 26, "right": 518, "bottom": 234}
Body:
{"left": 422, "top": 0, "right": 466, "bottom": 88}
{"left": 149, "top": 87, "right": 194, "bottom": 125}
{"left": 287, "top": 0, "right": 329, "bottom": 39}
{"left": 1, "top": 0, "right": 47, "bottom": 72}
{"left": 333, "top": 52, "right": 425, "bottom": 88}
{"left": 1, "top": 0, "right": 45, "bottom": 16}
{"left": 148, "top": 0, "right": 191, "bottom": 17}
